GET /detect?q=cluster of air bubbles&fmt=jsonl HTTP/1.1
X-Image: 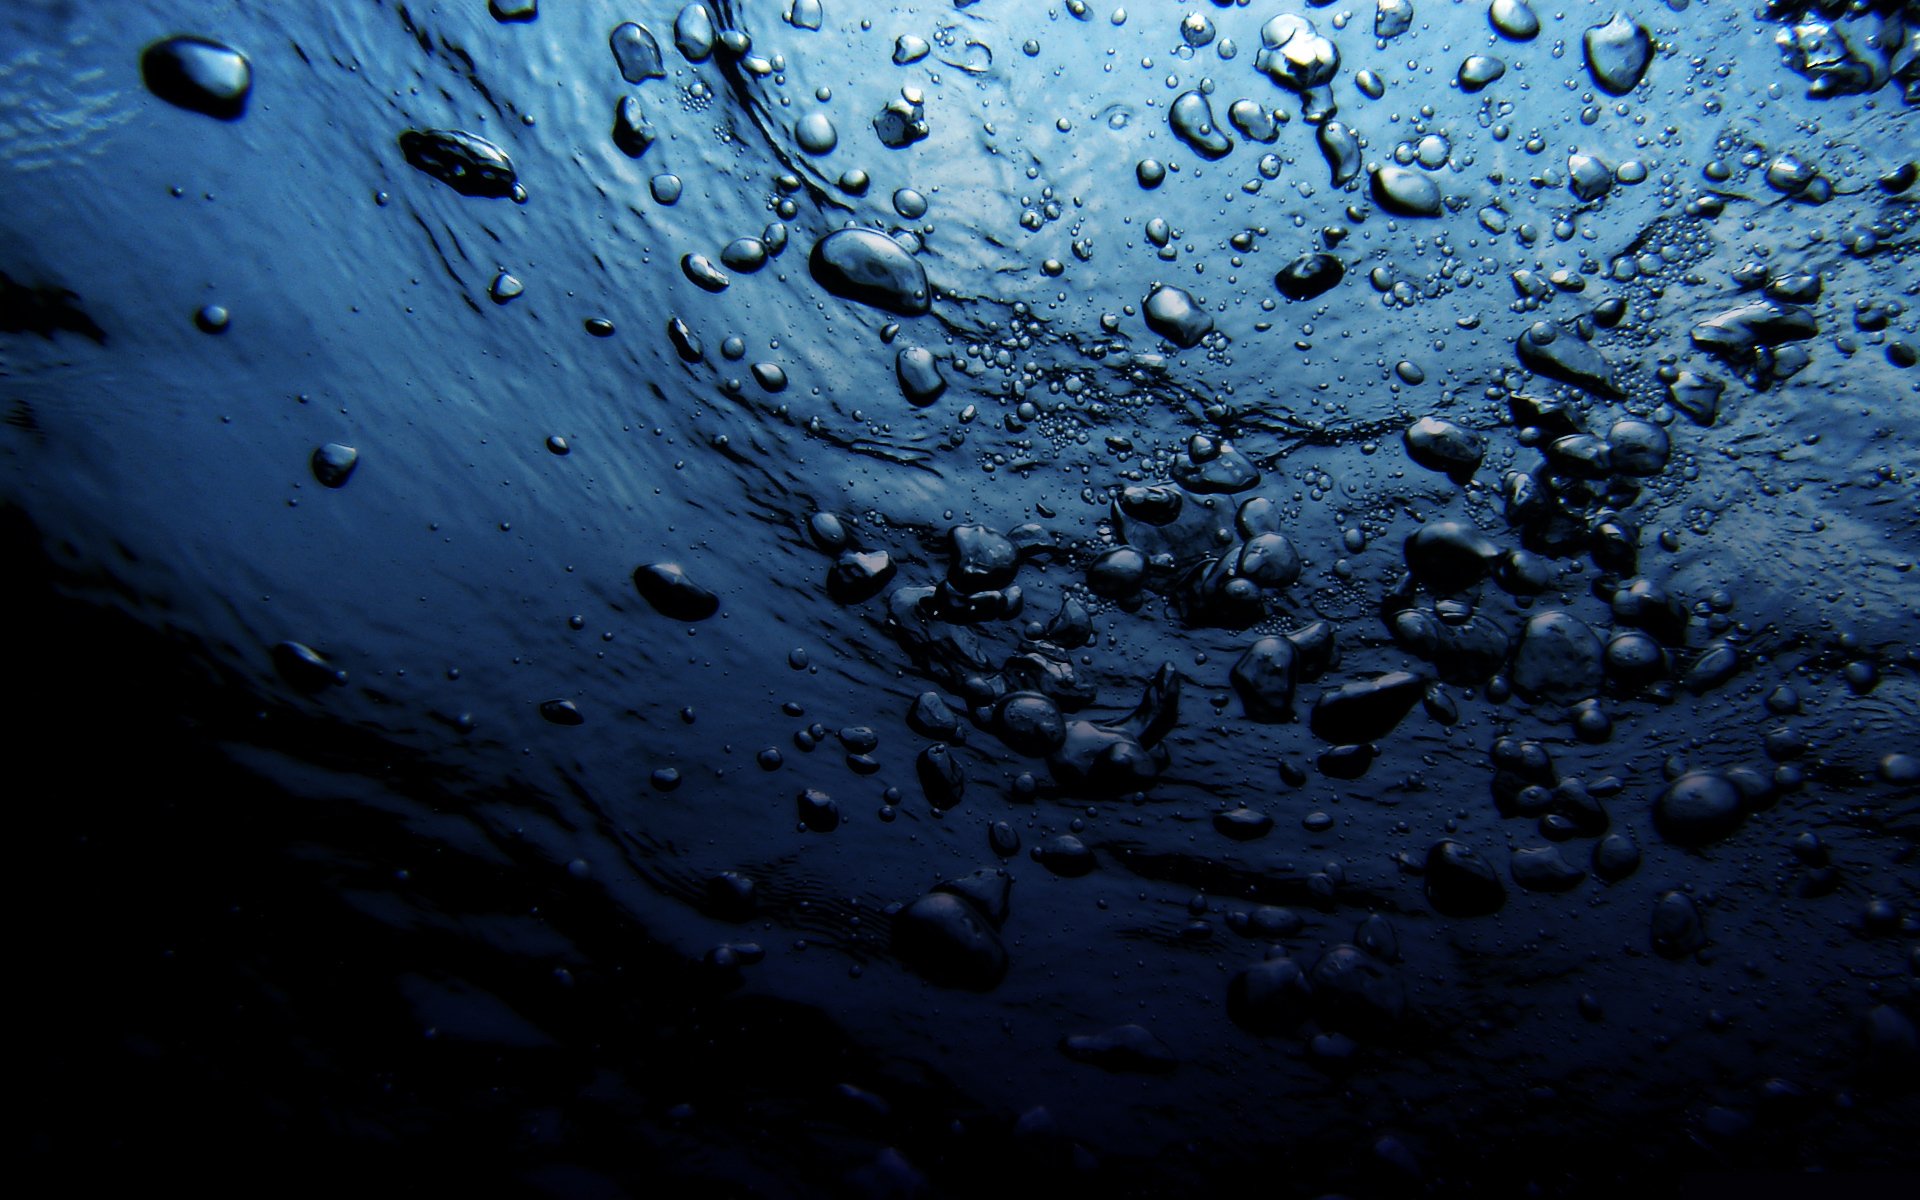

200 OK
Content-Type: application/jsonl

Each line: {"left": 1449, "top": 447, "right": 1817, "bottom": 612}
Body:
{"left": 112, "top": 2, "right": 1920, "bottom": 1184}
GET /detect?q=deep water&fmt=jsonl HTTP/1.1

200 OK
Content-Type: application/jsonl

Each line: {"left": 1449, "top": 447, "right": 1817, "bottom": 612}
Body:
{"left": 6, "top": 1, "right": 1919, "bottom": 1195}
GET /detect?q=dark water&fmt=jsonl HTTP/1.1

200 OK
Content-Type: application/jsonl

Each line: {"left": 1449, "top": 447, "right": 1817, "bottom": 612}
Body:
{"left": 7, "top": 1, "right": 1919, "bottom": 1194}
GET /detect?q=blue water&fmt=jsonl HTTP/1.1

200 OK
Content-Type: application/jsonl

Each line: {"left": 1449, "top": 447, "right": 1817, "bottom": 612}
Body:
{"left": 6, "top": 1, "right": 1918, "bottom": 1194}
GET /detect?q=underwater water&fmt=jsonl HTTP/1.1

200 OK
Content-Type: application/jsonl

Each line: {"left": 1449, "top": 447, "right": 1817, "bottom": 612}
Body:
{"left": 5, "top": 0, "right": 1918, "bottom": 1194}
